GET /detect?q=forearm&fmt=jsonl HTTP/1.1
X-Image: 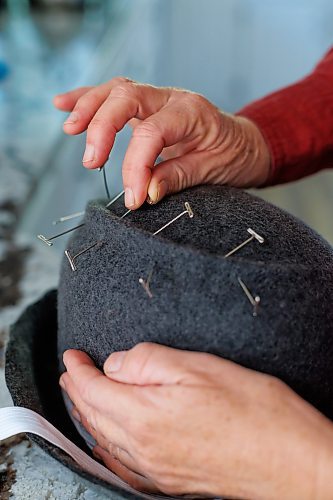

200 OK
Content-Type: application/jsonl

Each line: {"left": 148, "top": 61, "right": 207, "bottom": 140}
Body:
{"left": 237, "top": 48, "right": 333, "bottom": 185}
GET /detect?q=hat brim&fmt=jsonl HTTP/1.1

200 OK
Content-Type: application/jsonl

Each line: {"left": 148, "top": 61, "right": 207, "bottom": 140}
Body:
{"left": 5, "top": 290, "right": 140, "bottom": 499}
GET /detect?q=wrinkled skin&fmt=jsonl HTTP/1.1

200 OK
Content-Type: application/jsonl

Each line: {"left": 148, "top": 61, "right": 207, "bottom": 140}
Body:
{"left": 60, "top": 343, "right": 333, "bottom": 500}
{"left": 54, "top": 78, "right": 270, "bottom": 209}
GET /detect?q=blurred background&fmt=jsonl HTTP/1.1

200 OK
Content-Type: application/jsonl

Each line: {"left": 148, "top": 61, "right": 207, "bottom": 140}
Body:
{"left": 0, "top": 0, "right": 332, "bottom": 297}
{"left": 0, "top": 1, "right": 332, "bottom": 495}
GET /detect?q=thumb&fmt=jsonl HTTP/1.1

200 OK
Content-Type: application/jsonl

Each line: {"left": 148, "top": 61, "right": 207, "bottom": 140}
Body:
{"left": 147, "top": 151, "right": 213, "bottom": 204}
{"left": 103, "top": 342, "right": 212, "bottom": 386}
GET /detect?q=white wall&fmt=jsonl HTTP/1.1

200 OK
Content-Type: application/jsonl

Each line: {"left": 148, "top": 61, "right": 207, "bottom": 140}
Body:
{"left": 153, "top": 0, "right": 333, "bottom": 110}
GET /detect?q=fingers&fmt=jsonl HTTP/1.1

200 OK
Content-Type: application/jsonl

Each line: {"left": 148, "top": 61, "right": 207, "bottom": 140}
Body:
{"left": 62, "top": 81, "right": 119, "bottom": 136}
{"left": 94, "top": 439, "right": 144, "bottom": 478}
{"left": 79, "top": 82, "right": 173, "bottom": 206}
{"left": 74, "top": 411, "right": 144, "bottom": 477}
{"left": 103, "top": 343, "right": 212, "bottom": 386}
{"left": 122, "top": 100, "right": 197, "bottom": 208}
{"left": 81, "top": 86, "right": 139, "bottom": 169}
{"left": 103, "top": 342, "right": 258, "bottom": 390}
{"left": 147, "top": 141, "right": 248, "bottom": 203}
{"left": 62, "top": 350, "right": 145, "bottom": 425}
{"left": 56, "top": 79, "right": 181, "bottom": 208}
{"left": 61, "top": 369, "right": 129, "bottom": 452}
{"left": 93, "top": 445, "right": 159, "bottom": 493}
{"left": 53, "top": 86, "right": 93, "bottom": 111}
{"left": 63, "top": 80, "right": 171, "bottom": 172}
{"left": 146, "top": 152, "right": 208, "bottom": 203}
{"left": 54, "top": 79, "right": 207, "bottom": 208}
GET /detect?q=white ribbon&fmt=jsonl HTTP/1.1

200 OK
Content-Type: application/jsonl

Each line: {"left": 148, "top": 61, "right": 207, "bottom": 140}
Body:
{"left": 0, "top": 406, "right": 177, "bottom": 500}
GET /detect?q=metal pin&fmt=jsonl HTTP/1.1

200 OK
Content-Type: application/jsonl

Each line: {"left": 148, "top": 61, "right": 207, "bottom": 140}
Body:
{"left": 47, "top": 191, "right": 125, "bottom": 231}
{"left": 52, "top": 211, "right": 85, "bottom": 225}
{"left": 120, "top": 209, "right": 131, "bottom": 219}
{"left": 237, "top": 277, "right": 260, "bottom": 316}
{"left": 153, "top": 202, "right": 194, "bottom": 236}
{"left": 224, "top": 228, "right": 264, "bottom": 258}
{"left": 99, "top": 165, "right": 110, "bottom": 199}
{"left": 139, "top": 267, "right": 154, "bottom": 298}
{"left": 106, "top": 189, "right": 125, "bottom": 208}
{"left": 65, "top": 241, "right": 102, "bottom": 272}
{"left": 37, "top": 223, "right": 85, "bottom": 247}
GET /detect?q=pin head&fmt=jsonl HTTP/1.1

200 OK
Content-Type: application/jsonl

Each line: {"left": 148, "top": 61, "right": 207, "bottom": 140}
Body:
{"left": 185, "top": 202, "right": 194, "bottom": 218}
{"left": 37, "top": 235, "right": 53, "bottom": 246}
{"left": 247, "top": 228, "right": 264, "bottom": 244}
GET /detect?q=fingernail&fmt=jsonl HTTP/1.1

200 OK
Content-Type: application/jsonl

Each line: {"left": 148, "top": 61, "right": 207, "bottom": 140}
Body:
{"left": 72, "top": 408, "right": 81, "bottom": 423}
{"left": 92, "top": 449, "right": 102, "bottom": 461}
{"left": 64, "top": 111, "right": 79, "bottom": 125}
{"left": 83, "top": 144, "right": 95, "bottom": 164}
{"left": 59, "top": 376, "right": 66, "bottom": 390}
{"left": 104, "top": 351, "right": 126, "bottom": 373}
{"left": 148, "top": 180, "right": 168, "bottom": 204}
{"left": 125, "top": 188, "right": 135, "bottom": 207}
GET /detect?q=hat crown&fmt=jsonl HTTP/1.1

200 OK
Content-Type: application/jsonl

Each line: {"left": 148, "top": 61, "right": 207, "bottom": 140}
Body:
{"left": 58, "top": 186, "right": 333, "bottom": 418}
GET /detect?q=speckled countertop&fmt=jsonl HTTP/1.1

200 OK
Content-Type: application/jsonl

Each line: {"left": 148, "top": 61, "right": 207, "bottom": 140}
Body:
{"left": 0, "top": 185, "right": 116, "bottom": 500}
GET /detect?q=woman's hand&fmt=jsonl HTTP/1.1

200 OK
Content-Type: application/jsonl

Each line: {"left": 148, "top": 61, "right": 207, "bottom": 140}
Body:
{"left": 60, "top": 343, "right": 333, "bottom": 499}
{"left": 54, "top": 79, "right": 271, "bottom": 209}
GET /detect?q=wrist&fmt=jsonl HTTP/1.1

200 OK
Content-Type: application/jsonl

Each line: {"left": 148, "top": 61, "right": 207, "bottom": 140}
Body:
{"left": 234, "top": 115, "right": 272, "bottom": 187}
{"left": 272, "top": 408, "right": 333, "bottom": 500}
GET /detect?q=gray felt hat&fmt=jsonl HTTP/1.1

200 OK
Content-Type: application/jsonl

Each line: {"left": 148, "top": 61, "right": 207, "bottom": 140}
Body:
{"left": 5, "top": 185, "right": 333, "bottom": 497}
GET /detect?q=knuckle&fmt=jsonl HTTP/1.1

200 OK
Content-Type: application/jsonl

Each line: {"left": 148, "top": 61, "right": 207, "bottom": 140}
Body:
{"left": 155, "top": 476, "right": 185, "bottom": 496}
{"left": 136, "top": 453, "right": 184, "bottom": 496}
{"left": 184, "top": 91, "right": 208, "bottom": 109}
{"left": 107, "top": 442, "right": 119, "bottom": 459}
{"left": 122, "top": 162, "right": 136, "bottom": 176}
{"left": 172, "top": 161, "right": 188, "bottom": 191}
{"left": 85, "top": 409, "right": 97, "bottom": 432}
{"left": 111, "top": 76, "right": 134, "bottom": 86}
{"left": 133, "top": 120, "right": 163, "bottom": 141}
{"left": 76, "top": 91, "right": 101, "bottom": 111}
{"left": 111, "top": 80, "right": 136, "bottom": 100}
{"left": 127, "top": 476, "right": 147, "bottom": 492}
{"left": 88, "top": 116, "right": 112, "bottom": 131}
{"left": 267, "top": 375, "right": 285, "bottom": 393}
{"left": 131, "top": 342, "right": 155, "bottom": 358}
{"left": 129, "top": 343, "right": 158, "bottom": 378}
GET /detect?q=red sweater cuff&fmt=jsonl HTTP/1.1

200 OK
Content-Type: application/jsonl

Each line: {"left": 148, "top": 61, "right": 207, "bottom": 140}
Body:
{"left": 237, "top": 48, "right": 333, "bottom": 186}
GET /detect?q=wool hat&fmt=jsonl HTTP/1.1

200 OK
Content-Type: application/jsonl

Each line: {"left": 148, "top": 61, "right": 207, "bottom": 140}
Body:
{"left": 6, "top": 185, "right": 333, "bottom": 498}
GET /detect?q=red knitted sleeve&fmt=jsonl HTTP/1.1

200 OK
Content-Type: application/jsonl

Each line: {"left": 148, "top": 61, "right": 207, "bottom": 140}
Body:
{"left": 237, "top": 48, "right": 333, "bottom": 185}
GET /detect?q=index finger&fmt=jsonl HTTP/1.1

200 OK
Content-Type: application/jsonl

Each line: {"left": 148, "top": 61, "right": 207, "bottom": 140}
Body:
{"left": 80, "top": 82, "right": 171, "bottom": 172}
{"left": 53, "top": 86, "right": 93, "bottom": 111}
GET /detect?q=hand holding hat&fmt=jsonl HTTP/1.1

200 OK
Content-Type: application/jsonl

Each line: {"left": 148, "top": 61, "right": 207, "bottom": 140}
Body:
{"left": 60, "top": 343, "right": 333, "bottom": 500}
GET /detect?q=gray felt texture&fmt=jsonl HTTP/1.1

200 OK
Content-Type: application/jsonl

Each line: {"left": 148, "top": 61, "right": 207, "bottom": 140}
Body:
{"left": 58, "top": 185, "right": 333, "bottom": 418}
{"left": 5, "top": 185, "right": 333, "bottom": 498}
